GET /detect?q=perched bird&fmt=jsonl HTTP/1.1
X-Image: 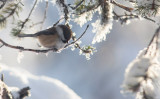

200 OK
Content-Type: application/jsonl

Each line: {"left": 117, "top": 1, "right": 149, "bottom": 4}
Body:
{"left": 18, "top": 25, "right": 72, "bottom": 51}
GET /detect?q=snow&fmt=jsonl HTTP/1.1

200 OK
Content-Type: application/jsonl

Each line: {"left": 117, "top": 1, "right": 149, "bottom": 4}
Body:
{"left": 122, "top": 46, "right": 160, "bottom": 98}
{"left": 122, "top": 55, "right": 151, "bottom": 92}
{"left": 9, "top": 87, "right": 22, "bottom": 99}
{"left": 0, "top": 63, "right": 81, "bottom": 99}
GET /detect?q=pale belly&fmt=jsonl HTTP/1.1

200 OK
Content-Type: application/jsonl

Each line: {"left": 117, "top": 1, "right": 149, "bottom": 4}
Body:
{"left": 37, "top": 34, "right": 66, "bottom": 50}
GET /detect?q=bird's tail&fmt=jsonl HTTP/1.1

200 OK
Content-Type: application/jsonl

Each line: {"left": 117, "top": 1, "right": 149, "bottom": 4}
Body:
{"left": 18, "top": 34, "right": 37, "bottom": 38}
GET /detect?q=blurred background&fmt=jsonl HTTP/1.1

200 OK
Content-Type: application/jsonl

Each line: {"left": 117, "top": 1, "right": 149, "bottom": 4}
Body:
{"left": 0, "top": 0, "right": 158, "bottom": 99}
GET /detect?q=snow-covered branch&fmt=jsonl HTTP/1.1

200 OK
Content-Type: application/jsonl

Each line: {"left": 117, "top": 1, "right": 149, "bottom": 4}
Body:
{"left": 0, "top": 75, "right": 30, "bottom": 99}
{"left": 0, "top": 64, "right": 81, "bottom": 99}
{"left": 122, "top": 26, "right": 160, "bottom": 99}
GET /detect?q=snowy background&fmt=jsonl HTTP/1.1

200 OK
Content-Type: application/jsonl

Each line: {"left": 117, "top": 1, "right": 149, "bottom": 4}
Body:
{"left": 0, "top": 0, "right": 158, "bottom": 99}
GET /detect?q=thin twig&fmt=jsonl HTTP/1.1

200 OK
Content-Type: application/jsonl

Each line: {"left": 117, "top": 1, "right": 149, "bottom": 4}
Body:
{"left": 19, "top": 0, "right": 38, "bottom": 33}
{"left": 145, "top": 26, "right": 160, "bottom": 55}
{"left": 143, "top": 16, "right": 156, "bottom": 23}
{"left": 40, "top": 1, "right": 48, "bottom": 30}
{"left": 111, "top": 0, "right": 133, "bottom": 12}
{"left": 64, "top": 24, "right": 89, "bottom": 48}
{"left": 29, "top": 22, "right": 43, "bottom": 28}
{"left": 68, "top": 0, "right": 85, "bottom": 10}
{"left": 113, "top": 11, "right": 155, "bottom": 24}
{"left": 27, "top": 0, "right": 37, "bottom": 20}
{"left": 0, "top": 25, "right": 89, "bottom": 53}
{"left": 30, "top": 1, "right": 49, "bottom": 29}
{"left": 53, "top": 17, "right": 64, "bottom": 26}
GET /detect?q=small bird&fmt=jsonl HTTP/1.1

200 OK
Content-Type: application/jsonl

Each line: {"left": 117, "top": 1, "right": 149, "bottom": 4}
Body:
{"left": 18, "top": 25, "right": 72, "bottom": 51}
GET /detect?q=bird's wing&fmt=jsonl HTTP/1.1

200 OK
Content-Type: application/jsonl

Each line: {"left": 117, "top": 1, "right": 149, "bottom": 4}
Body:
{"left": 35, "top": 28, "right": 57, "bottom": 36}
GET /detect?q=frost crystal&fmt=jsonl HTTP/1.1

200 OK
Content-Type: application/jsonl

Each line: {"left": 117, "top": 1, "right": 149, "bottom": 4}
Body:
{"left": 74, "top": 11, "right": 94, "bottom": 27}
{"left": 92, "top": 1, "right": 113, "bottom": 44}
{"left": 92, "top": 19, "right": 113, "bottom": 44}
{"left": 79, "top": 45, "right": 95, "bottom": 60}
{"left": 17, "top": 52, "right": 24, "bottom": 63}
{"left": 79, "top": 50, "right": 91, "bottom": 60}
{"left": 85, "top": 53, "right": 91, "bottom": 60}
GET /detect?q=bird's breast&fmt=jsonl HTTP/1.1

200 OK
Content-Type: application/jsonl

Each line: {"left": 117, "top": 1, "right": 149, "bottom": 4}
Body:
{"left": 37, "top": 34, "right": 59, "bottom": 48}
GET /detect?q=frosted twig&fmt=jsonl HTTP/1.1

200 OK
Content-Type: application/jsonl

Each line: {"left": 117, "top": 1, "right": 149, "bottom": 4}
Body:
{"left": 56, "top": 0, "right": 69, "bottom": 22}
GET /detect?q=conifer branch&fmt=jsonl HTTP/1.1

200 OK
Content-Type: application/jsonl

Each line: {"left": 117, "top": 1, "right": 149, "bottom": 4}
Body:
{"left": 12, "top": 0, "right": 38, "bottom": 36}
{"left": 0, "top": 1, "right": 22, "bottom": 28}
{"left": 0, "top": 3, "right": 19, "bottom": 22}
